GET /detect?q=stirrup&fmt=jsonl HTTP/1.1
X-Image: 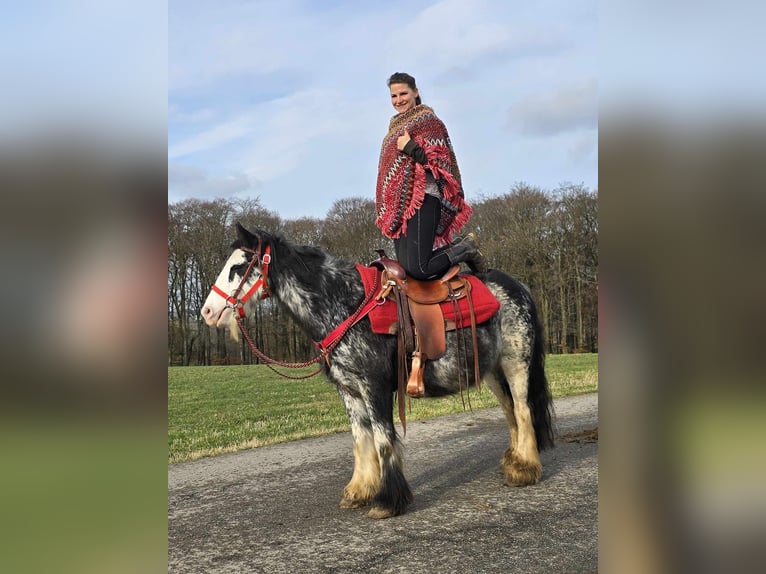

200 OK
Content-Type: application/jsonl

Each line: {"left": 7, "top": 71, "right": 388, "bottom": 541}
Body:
{"left": 406, "top": 351, "right": 426, "bottom": 398}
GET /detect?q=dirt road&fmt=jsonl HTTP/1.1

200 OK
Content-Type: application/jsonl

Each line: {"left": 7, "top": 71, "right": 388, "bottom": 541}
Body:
{"left": 169, "top": 393, "right": 598, "bottom": 573}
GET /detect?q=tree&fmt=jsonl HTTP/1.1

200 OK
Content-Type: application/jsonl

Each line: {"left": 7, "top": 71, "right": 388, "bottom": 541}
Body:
{"left": 168, "top": 185, "right": 598, "bottom": 365}
{"left": 321, "top": 197, "right": 393, "bottom": 263}
{"left": 168, "top": 199, "right": 234, "bottom": 364}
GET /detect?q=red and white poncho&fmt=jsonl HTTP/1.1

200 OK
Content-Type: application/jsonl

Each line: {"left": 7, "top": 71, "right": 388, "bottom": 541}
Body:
{"left": 375, "top": 104, "right": 472, "bottom": 248}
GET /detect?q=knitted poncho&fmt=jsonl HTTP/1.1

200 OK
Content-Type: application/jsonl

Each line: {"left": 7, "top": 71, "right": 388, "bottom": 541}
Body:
{"left": 375, "top": 104, "right": 472, "bottom": 248}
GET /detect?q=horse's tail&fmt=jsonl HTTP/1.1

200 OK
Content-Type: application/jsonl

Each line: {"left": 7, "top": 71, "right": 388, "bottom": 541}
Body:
{"left": 528, "top": 298, "right": 556, "bottom": 451}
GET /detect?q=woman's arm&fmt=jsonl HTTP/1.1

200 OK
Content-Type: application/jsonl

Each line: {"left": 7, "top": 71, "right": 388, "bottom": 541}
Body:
{"left": 402, "top": 139, "right": 427, "bottom": 165}
{"left": 396, "top": 129, "right": 428, "bottom": 165}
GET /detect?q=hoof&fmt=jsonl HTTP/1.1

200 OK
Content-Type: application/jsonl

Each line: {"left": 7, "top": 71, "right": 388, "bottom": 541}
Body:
{"left": 501, "top": 448, "right": 542, "bottom": 486}
{"left": 340, "top": 486, "right": 374, "bottom": 509}
{"left": 340, "top": 496, "right": 369, "bottom": 509}
{"left": 367, "top": 506, "right": 398, "bottom": 519}
{"left": 503, "top": 460, "right": 542, "bottom": 486}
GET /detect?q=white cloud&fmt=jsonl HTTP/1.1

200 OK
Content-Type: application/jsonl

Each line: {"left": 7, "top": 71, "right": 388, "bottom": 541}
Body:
{"left": 507, "top": 78, "right": 597, "bottom": 137}
{"left": 168, "top": 0, "right": 598, "bottom": 216}
{"left": 168, "top": 114, "right": 256, "bottom": 159}
{"left": 168, "top": 105, "right": 216, "bottom": 124}
{"left": 386, "top": 0, "right": 510, "bottom": 71}
{"left": 569, "top": 134, "right": 597, "bottom": 164}
{"left": 168, "top": 163, "right": 254, "bottom": 201}
{"left": 386, "top": 0, "right": 572, "bottom": 78}
{"left": 169, "top": 1, "right": 300, "bottom": 92}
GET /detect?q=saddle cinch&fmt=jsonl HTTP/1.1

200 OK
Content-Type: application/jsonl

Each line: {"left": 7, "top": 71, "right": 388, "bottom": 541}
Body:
{"left": 370, "top": 251, "right": 481, "bottom": 400}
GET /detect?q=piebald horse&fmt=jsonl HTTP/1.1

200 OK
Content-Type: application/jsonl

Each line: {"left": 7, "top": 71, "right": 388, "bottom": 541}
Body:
{"left": 201, "top": 224, "right": 555, "bottom": 519}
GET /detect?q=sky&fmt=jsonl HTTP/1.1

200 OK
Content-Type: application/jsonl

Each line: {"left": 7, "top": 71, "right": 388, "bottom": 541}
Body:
{"left": 168, "top": 0, "right": 597, "bottom": 219}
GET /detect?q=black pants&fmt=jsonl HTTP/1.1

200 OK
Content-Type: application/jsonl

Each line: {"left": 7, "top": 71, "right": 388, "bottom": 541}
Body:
{"left": 394, "top": 194, "right": 452, "bottom": 280}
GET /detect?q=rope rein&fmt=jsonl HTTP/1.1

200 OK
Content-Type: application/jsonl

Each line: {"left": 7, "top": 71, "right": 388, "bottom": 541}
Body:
{"left": 228, "top": 259, "right": 381, "bottom": 380}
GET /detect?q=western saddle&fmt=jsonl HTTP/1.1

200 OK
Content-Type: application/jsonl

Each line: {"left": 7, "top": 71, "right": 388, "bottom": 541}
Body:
{"left": 370, "top": 251, "right": 480, "bottom": 401}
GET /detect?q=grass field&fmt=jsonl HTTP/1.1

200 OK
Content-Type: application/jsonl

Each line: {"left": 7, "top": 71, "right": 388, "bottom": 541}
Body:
{"left": 168, "top": 353, "right": 597, "bottom": 463}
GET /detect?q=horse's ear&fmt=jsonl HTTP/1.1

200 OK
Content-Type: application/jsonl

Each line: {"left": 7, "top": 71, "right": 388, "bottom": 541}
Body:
{"left": 234, "top": 222, "right": 271, "bottom": 251}
{"left": 236, "top": 222, "right": 255, "bottom": 243}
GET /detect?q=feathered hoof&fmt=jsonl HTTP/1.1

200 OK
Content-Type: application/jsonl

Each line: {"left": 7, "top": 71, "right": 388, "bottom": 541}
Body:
{"left": 340, "top": 486, "right": 374, "bottom": 509}
{"left": 340, "top": 496, "right": 368, "bottom": 509}
{"left": 367, "top": 506, "right": 399, "bottom": 519}
{"left": 501, "top": 448, "right": 542, "bottom": 486}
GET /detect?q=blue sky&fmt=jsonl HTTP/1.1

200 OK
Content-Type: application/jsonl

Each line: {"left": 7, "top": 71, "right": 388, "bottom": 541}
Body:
{"left": 169, "top": 0, "right": 597, "bottom": 219}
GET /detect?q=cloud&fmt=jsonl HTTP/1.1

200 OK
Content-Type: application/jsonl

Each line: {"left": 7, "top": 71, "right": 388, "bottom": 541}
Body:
{"left": 507, "top": 78, "right": 597, "bottom": 137}
{"left": 168, "top": 105, "right": 216, "bottom": 124}
{"left": 170, "top": 85, "right": 365, "bottom": 189}
{"left": 169, "top": 1, "right": 298, "bottom": 92}
{"left": 168, "top": 114, "right": 256, "bottom": 159}
{"left": 388, "top": 0, "right": 570, "bottom": 78}
{"left": 569, "top": 134, "right": 598, "bottom": 164}
{"left": 168, "top": 163, "right": 254, "bottom": 201}
{"left": 387, "top": 0, "right": 510, "bottom": 71}
{"left": 167, "top": 1, "right": 599, "bottom": 215}
{"left": 233, "top": 88, "right": 346, "bottom": 181}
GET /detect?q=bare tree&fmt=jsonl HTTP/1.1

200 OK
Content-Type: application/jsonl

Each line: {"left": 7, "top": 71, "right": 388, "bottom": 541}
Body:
{"left": 283, "top": 217, "right": 324, "bottom": 246}
{"left": 168, "top": 186, "right": 598, "bottom": 365}
{"left": 321, "top": 197, "right": 393, "bottom": 263}
{"left": 168, "top": 199, "right": 235, "bottom": 364}
{"left": 555, "top": 184, "right": 598, "bottom": 351}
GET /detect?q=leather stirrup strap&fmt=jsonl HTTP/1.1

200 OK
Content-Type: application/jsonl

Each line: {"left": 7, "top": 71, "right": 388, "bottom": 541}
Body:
{"left": 394, "top": 287, "right": 414, "bottom": 435}
{"left": 397, "top": 346, "right": 407, "bottom": 436}
{"left": 396, "top": 285, "right": 414, "bottom": 353}
{"left": 396, "top": 306, "right": 406, "bottom": 436}
{"left": 465, "top": 281, "right": 481, "bottom": 391}
{"left": 449, "top": 293, "right": 469, "bottom": 411}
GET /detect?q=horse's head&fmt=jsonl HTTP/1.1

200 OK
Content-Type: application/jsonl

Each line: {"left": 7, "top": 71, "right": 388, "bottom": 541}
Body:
{"left": 201, "top": 223, "right": 273, "bottom": 337}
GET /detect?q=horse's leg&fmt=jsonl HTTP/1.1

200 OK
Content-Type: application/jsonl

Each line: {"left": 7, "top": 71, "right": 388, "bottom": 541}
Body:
{"left": 337, "top": 389, "right": 379, "bottom": 509}
{"left": 500, "top": 358, "right": 543, "bottom": 486}
{"left": 483, "top": 371, "right": 522, "bottom": 482}
{"left": 363, "top": 391, "right": 413, "bottom": 519}
{"left": 367, "top": 423, "right": 412, "bottom": 519}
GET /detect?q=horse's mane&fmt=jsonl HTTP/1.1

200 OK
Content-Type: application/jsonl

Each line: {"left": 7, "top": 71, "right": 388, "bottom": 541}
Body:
{"left": 232, "top": 229, "right": 356, "bottom": 288}
{"left": 272, "top": 232, "right": 331, "bottom": 267}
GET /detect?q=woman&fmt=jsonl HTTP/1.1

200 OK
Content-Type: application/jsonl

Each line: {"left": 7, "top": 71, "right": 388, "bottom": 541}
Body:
{"left": 375, "top": 72, "right": 487, "bottom": 280}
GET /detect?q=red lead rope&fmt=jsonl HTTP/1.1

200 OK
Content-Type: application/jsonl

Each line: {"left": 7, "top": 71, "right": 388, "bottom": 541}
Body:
{"left": 314, "top": 284, "right": 384, "bottom": 356}
{"left": 222, "top": 264, "right": 380, "bottom": 380}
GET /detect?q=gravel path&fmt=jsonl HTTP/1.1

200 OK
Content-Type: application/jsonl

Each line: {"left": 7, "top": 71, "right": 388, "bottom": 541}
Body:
{"left": 169, "top": 393, "right": 598, "bottom": 573}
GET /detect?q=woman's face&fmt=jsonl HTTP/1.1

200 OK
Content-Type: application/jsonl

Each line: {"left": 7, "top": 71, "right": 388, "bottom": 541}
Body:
{"left": 389, "top": 83, "right": 418, "bottom": 114}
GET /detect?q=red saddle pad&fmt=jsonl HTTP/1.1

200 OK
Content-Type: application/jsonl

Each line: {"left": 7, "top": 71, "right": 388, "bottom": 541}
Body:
{"left": 355, "top": 264, "right": 501, "bottom": 335}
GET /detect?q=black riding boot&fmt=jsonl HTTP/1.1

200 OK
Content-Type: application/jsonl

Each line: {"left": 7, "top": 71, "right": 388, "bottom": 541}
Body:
{"left": 444, "top": 233, "right": 489, "bottom": 273}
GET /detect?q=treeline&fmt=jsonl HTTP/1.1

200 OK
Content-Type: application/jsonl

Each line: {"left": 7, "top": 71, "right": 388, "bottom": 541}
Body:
{"left": 168, "top": 183, "right": 597, "bottom": 366}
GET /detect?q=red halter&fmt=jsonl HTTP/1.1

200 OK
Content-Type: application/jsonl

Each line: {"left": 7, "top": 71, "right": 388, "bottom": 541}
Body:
{"left": 211, "top": 244, "right": 272, "bottom": 318}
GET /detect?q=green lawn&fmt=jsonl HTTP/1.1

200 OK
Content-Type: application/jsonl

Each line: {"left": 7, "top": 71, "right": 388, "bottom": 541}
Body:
{"left": 169, "top": 353, "right": 597, "bottom": 463}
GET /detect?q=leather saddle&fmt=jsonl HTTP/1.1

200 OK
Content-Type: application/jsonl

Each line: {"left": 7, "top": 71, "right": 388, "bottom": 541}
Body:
{"left": 370, "top": 251, "right": 479, "bottom": 401}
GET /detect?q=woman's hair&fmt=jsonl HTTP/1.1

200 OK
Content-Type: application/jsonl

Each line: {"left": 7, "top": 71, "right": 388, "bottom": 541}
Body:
{"left": 387, "top": 72, "right": 422, "bottom": 105}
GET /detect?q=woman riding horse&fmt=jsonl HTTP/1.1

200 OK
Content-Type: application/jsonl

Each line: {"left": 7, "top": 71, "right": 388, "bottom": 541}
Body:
{"left": 376, "top": 72, "right": 488, "bottom": 280}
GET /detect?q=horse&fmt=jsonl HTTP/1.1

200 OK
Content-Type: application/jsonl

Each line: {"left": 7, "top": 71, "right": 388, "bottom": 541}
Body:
{"left": 201, "top": 223, "right": 555, "bottom": 519}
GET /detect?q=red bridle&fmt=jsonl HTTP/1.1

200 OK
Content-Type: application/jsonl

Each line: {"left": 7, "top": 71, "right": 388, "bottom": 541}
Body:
{"left": 211, "top": 244, "right": 272, "bottom": 318}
